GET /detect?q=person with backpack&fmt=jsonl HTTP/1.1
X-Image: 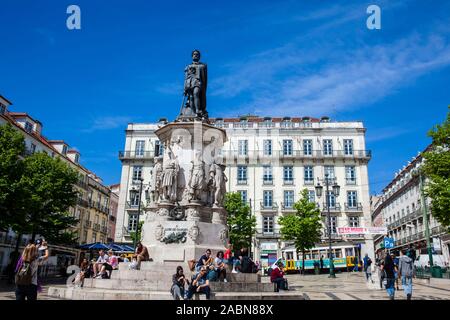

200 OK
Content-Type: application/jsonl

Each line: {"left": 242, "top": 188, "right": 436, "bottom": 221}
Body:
{"left": 363, "top": 253, "right": 374, "bottom": 283}
{"left": 15, "top": 244, "right": 45, "bottom": 301}
{"left": 398, "top": 249, "right": 415, "bottom": 300}
{"left": 380, "top": 251, "right": 396, "bottom": 300}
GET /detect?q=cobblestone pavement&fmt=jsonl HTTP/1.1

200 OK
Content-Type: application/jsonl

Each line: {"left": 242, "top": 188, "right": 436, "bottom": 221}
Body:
{"left": 0, "top": 271, "right": 449, "bottom": 300}
{"left": 268, "top": 270, "right": 450, "bottom": 300}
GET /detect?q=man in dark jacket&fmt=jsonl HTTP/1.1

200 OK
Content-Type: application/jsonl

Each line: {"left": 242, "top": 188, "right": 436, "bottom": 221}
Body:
{"left": 381, "top": 251, "right": 396, "bottom": 300}
{"left": 398, "top": 249, "right": 415, "bottom": 300}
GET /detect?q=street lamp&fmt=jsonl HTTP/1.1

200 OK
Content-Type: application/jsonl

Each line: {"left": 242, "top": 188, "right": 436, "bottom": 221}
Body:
{"left": 315, "top": 173, "right": 340, "bottom": 278}
{"left": 132, "top": 177, "right": 144, "bottom": 251}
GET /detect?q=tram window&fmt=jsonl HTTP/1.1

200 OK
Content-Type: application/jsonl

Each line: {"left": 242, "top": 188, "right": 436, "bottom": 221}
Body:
{"left": 334, "top": 250, "right": 342, "bottom": 258}
{"left": 286, "top": 252, "right": 294, "bottom": 260}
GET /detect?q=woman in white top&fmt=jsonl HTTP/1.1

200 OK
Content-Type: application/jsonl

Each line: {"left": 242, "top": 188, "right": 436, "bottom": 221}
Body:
{"left": 214, "top": 251, "right": 228, "bottom": 282}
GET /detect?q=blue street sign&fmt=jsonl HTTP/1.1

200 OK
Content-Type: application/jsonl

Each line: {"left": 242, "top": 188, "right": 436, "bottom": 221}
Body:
{"left": 384, "top": 237, "right": 394, "bottom": 249}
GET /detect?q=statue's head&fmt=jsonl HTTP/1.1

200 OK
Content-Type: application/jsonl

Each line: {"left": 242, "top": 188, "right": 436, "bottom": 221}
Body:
{"left": 192, "top": 50, "right": 201, "bottom": 62}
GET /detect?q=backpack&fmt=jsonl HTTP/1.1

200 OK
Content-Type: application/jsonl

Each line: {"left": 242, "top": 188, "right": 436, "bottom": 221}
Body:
{"left": 15, "top": 262, "right": 33, "bottom": 286}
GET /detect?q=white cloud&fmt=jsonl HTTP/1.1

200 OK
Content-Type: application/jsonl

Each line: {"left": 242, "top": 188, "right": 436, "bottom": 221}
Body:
{"left": 82, "top": 116, "right": 133, "bottom": 133}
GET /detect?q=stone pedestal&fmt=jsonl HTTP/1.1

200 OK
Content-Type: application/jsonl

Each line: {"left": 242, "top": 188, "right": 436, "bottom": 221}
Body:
{"left": 140, "top": 120, "right": 228, "bottom": 264}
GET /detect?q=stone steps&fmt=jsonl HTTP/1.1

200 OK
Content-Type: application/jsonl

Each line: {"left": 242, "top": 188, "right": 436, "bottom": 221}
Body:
{"left": 82, "top": 278, "right": 273, "bottom": 292}
{"left": 48, "top": 286, "right": 303, "bottom": 300}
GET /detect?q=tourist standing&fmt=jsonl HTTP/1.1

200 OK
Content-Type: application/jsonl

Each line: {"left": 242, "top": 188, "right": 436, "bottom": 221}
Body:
{"left": 398, "top": 249, "right": 414, "bottom": 300}
{"left": 380, "top": 251, "right": 396, "bottom": 300}
{"left": 15, "top": 244, "right": 45, "bottom": 300}
{"left": 363, "top": 254, "right": 374, "bottom": 283}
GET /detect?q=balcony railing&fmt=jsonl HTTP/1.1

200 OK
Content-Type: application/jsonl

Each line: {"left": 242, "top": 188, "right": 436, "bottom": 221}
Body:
{"left": 125, "top": 201, "right": 144, "bottom": 210}
{"left": 256, "top": 229, "right": 280, "bottom": 239}
{"left": 281, "top": 202, "right": 295, "bottom": 211}
{"left": 260, "top": 202, "right": 278, "bottom": 211}
{"left": 84, "top": 221, "right": 92, "bottom": 228}
{"left": 220, "top": 149, "right": 372, "bottom": 162}
{"left": 346, "top": 179, "right": 357, "bottom": 185}
{"left": 119, "top": 151, "right": 155, "bottom": 160}
{"left": 321, "top": 203, "right": 341, "bottom": 212}
{"left": 262, "top": 179, "right": 273, "bottom": 185}
{"left": 237, "top": 179, "right": 248, "bottom": 185}
{"left": 101, "top": 226, "right": 108, "bottom": 233}
{"left": 93, "top": 223, "right": 100, "bottom": 231}
{"left": 283, "top": 179, "right": 294, "bottom": 185}
{"left": 344, "top": 202, "right": 363, "bottom": 212}
{"left": 77, "top": 198, "right": 89, "bottom": 208}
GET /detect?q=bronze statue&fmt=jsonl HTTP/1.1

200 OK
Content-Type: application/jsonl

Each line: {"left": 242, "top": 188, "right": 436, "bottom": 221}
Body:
{"left": 182, "top": 50, "right": 208, "bottom": 120}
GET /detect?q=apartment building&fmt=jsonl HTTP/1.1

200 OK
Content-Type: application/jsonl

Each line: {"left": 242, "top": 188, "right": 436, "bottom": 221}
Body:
{"left": 115, "top": 115, "right": 374, "bottom": 268}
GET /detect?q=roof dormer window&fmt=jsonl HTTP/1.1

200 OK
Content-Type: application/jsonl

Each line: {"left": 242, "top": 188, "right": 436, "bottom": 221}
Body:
{"left": 62, "top": 145, "right": 68, "bottom": 155}
{"left": 0, "top": 103, "right": 5, "bottom": 115}
{"left": 24, "top": 121, "right": 33, "bottom": 133}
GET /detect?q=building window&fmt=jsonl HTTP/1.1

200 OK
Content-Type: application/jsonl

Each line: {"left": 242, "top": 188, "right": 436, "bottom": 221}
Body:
{"left": 344, "top": 139, "right": 353, "bottom": 155}
{"left": 62, "top": 145, "right": 68, "bottom": 155}
{"left": 0, "top": 103, "right": 6, "bottom": 114}
{"left": 154, "top": 140, "right": 163, "bottom": 157}
{"left": 30, "top": 143, "right": 36, "bottom": 154}
{"left": 129, "top": 190, "right": 140, "bottom": 206}
{"left": 324, "top": 165, "right": 335, "bottom": 179}
{"left": 128, "top": 214, "right": 138, "bottom": 232}
{"left": 283, "top": 166, "right": 293, "bottom": 183}
{"left": 238, "top": 190, "right": 248, "bottom": 203}
{"left": 303, "top": 139, "right": 313, "bottom": 156}
{"left": 308, "top": 190, "right": 315, "bottom": 203}
{"left": 263, "top": 166, "right": 273, "bottom": 184}
{"left": 263, "top": 190, "right": 273, "bottom": 208}
{"left": 323, "top": 139, "right": 333, "bottom": 155}
{"left": 83, "top": 230, "right": 88, "bottom": 243}
{"left": 326, "top": 191, "right": 336, "bottom": 208}
{"left": 349, "top": 216, "right": 359, "bottom": 227}
{"left": 263, "top": 216, "right": 274, "bottom": 233}
{"left": 238, "top": 140, "right": 248, "bottom": 156}
{"left": 347, "top": 191, "right": 357, "bottom": 208}
{"left": 326, "top": 216, "right": 337, "bottom": 234}
{"left": 92, "top": 233, "right": 97, "bottom": 243}
{"left": 135, "top": 140, "right": 145, "bottom": 157}
{"left": 263, "top": 139, "right": 272, "bottom": 156}
{"left": 281, "top": 119, "right": 292, "bottom": 128}
{"left": 304, "top": 166, "right": 314, "bottom": 184}
{"left": 345, "top": 166, "right": 356, "bottom": 184}
{"left": 237, "top": 166, "right": 247, "bottom": 183}
{"left": 283, "top": 139, "right": 293, "bottom": 156}
{"left": 132, "top": 166, "right": 143, "bottom": 181}
{"left": 24, "top": 121, "right": 33, "bottom": 133}
{"left": 74, "top": 153, "right": 79, "bottom": 163}
{"left": 284, "top": 191, "right": 294, "bottom": 208}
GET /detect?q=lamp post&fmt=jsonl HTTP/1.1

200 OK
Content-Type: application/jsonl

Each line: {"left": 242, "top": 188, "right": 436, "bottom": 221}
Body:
{"left": 315, "top": 173, "right": 340, "bottom": 278}
{"left": 132, "top": 177, "right": 144, "bottom": 251}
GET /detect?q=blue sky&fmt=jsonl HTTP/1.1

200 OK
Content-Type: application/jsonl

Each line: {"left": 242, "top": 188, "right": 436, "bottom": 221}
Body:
{"left": 1, "top": 0, "right": 449, "bottom": 194}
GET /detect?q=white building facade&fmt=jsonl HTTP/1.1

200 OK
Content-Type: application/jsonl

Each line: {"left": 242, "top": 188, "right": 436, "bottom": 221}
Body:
{"left": 115, "top": 116, "right": 374, "bottom": 268}
{"left": 372, "top": 148, "right": 449, "bottom": 263}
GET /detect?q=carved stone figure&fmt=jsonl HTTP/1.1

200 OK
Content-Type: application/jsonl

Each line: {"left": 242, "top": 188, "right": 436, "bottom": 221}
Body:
{"left": 182, "top": 50, "right": 208, "bottom": 120}
{"left": 219, "top": 228, "right": 228, "bottom": 244}
{"left": 188, "top": 152, "right": 205, "bottom": 201}
{"left": 150, "top": 157, "right": 163, "bottom": 203}
{"left": 161, "top": 150, "right": 179, "bottom": 202}
{"left": 155, "top": 224, "right": 164, "bottom": 241}
{"left": 209, "top": 162, "right": 227, "bottom": 207}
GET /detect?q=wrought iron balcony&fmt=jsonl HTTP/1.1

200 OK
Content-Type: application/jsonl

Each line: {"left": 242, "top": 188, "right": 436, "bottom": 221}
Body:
{"left": 93, "top": 223, "right": 100, "bottom": 231}
{"left": 119, "top": 151, "right": 155, "bottom": 160}
{"left": 125, "top": 201, "right": 145, "bottom": 210}
{"left": 237, "top": 179, "right": 248, "bottom": 185}
{"left": 321, "top": 203, "right": 341, "bottom": 212}
{"left": 281, "top": 202, "right": 295, "bottom": 212}
{"left": 260, "top": 202, "right": 278, "bottom": 211}
{"left": 84, "top": 221, "right": 92, "bottom": 228}
{"left": 344, "top": 202, "right": 363, "bottom": 212}
{"left": 262, "top": 179, "right": 274, "bottom": 185}
{"left": 283, "top": 179, "right": 294, "bottom": 185}
{"left": 256, "top": 229, "right": 280, "bottom": 239}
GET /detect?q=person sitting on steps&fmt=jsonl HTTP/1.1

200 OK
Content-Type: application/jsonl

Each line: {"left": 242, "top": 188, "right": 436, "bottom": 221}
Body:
{"left": 270, "top": 261, "right": 288, "bottom": 292}
{"left": 187, "top": 266, "right": 211, "bottom": 300}
{"left": 171, "top": 266, "right": 190, "bottom": 300}
{"left": 133, "top": 242, "right": 150, "bottom": 270}
{"left": 214, "top": 251, "right": 228, "bottom": 282}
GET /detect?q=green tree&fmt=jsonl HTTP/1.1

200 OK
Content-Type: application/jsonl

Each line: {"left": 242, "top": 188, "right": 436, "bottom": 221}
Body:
{"left": 18, "top": 152, "right": 79, "bottom": 242}
{"left": 278, "top": 189, "right": 322, "bottom": 274}
{"left": 224, "top": 192, "right": 256, "bottom": 251}
{"left": 130, "top": 221, "right": 144, "bottom": 245}
{"left": 0, "top": 123, "right": 26, "bottom": 231}
{"left": 422, "top": 109, "right": 450, "bottom": 228}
